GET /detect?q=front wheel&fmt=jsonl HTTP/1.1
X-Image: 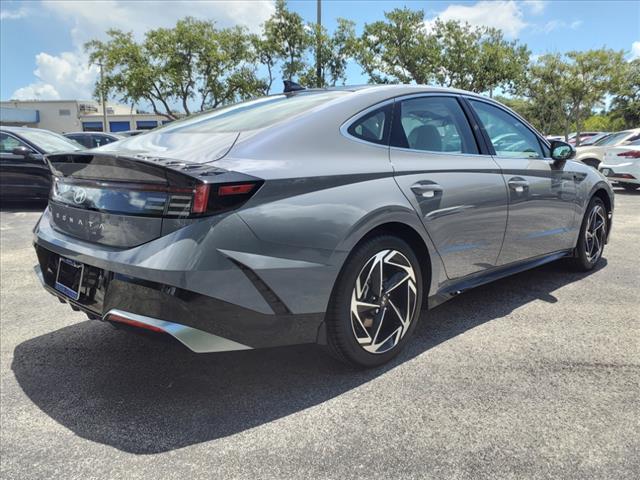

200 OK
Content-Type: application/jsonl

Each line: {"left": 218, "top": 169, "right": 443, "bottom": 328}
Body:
{"left": 570, "top": 197, "right": 608, "bottom": 271}
{"left": 325, "top": 235, "right": 423, "bottom": 368}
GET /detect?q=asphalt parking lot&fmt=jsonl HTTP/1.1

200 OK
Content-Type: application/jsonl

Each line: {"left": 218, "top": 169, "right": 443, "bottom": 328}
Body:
{"left": 1, "top": 189, "right": 638, "bottom": 480}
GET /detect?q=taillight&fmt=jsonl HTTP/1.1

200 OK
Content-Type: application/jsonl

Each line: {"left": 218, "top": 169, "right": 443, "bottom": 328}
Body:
{"left": 191, "top": 184, "right": 211, "bottom": 214}
{"left": 172, "top": 181, "right": 261, "bottom": 216}
{"left": 617, "top": 150, "right": 640, "bottom": 158}
{"left": 218, "top": 183, "right": 256, "bottom": 196}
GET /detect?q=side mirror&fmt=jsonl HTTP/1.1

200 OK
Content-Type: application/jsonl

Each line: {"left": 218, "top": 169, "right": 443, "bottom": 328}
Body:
{"left": 12, "top": 146, "right": 32, "bottom": 157}
{"left": 550, "top": 140, "right": 575, "bottom": 162}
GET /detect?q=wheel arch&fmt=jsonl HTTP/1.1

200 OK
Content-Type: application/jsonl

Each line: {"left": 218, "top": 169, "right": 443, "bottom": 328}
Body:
{"left": 317, "top": 219, "right": 437, "bottom": 345}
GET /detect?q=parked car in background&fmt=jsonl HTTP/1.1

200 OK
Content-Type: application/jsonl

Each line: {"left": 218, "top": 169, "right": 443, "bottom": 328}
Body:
{"left": 64, "top": 132, "right": 123, "bottom": 149}
{"left": 576, "top": 128, "right": 640, "bottom": 169}
{"left": 580, "top": 132, "right": 610, "bottom": 146}
{"left": 546, "top": 135, "right": 564, "bottom": 142}
{"left": 0, "top": 126, "right": 82, "bottom": 201}
{"left": 32, "top": 85, "right": 614, "bottom": 368}
{"left": 118, "top": 129, "right": 145, "bottom": 137}
{"left": 568, "top": 131, "right": 602, "bottom": 146}
{"left": 599, "top": 139, "right": 640, "bottom": 191}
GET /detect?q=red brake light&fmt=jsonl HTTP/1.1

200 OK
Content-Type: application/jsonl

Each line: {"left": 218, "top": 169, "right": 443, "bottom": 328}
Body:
{"left": 191, "top": 184, "right": 211, "bottom": 213}
{"left": 108, "top": 314, "right": 165, "bottom": 333}
{"left": 218, "top": 183, "right": 256, "bottom": 196}
{"left": 617, "top": 150, "right": 640, "bottom": 158}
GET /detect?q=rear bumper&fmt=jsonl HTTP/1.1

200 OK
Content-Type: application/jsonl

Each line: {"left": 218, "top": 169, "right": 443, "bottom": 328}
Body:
{"left": 599, "top": 162, "right": 640, "bottom": 185}
{"left": 35, "top": 266, "right": 252, "bottom": 353}
{"left": 33, "top": 208, "right": 329, "bottom": 351}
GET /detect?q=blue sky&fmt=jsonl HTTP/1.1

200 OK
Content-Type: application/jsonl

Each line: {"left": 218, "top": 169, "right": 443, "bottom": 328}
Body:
{"left": 1, "top": 0, "right": 638, "bottom": 103}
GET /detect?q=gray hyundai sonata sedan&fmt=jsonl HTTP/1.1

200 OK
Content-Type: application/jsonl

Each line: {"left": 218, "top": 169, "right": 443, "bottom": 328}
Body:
{"left": 33, "top": 85, "right": 613, "bottom": 367}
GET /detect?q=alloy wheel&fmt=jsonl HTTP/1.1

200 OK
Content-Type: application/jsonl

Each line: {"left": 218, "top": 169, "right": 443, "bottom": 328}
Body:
{"left": 350, "top": 250, "right": 418, "bottom": 354}
{"left": 585, "top": 204, "right": 607, "bottom": 263}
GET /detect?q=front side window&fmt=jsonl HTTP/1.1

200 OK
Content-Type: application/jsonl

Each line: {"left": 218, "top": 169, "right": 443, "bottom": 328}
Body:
{"left": 0, "top": 133, "right": 29, "bottom": 154}
{"left": 392, "top": 96, "right": 478, "bottom": 154}
{"left": 347, "top": 105, "right": 391, "bottom": 145}
{"left": 470, "top": 100, "right": 543, "bottom": 159}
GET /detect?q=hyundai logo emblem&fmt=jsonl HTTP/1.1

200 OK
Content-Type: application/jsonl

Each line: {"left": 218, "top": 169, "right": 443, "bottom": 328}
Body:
{"left": 73, "top": 188, "right": 87, "bottom": 205}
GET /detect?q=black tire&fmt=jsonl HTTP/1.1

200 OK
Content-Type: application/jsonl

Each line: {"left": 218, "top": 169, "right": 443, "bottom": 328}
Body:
{"left": 621, "top": 184, "right": 639, "bottom": 191}
{"left": 325, "top": 235, "right": 423, "bottom": 368}
{"left": 570, "top": 196, "right": 608, "bottom": 271}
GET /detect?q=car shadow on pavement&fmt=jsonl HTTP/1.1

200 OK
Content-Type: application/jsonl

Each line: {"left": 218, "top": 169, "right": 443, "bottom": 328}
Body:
{"left": 0, "top": 200, "right": 47, "bottom": 212}
{"left": 11, "top": 258, "right": 606, "bottom": 455}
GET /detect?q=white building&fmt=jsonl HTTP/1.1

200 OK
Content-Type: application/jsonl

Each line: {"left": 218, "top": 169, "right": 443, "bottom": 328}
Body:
{"left": 0, "top": 99, "right": 169, "bottom": 134}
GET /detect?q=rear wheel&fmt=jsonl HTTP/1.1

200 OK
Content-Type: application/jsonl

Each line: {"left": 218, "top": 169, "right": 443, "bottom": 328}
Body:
{"left": 325, "top": 235, "right": 423, "bottom": 368}
{"left": 570, "top": 197, "right": 608, "bottom": 271}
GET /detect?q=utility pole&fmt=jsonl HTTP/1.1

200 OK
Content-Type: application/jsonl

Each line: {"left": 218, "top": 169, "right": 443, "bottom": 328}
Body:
{"left": 315, "top": 0, "right": 322, "bottom": 88}
{"left": 98, "top": 61, "right": 109, "bottom": 132}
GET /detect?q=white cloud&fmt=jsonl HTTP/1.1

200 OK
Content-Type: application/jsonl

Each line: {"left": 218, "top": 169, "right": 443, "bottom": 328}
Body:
{"left": 0, "top": 5, "right": 31, "bottom": 20}
{"left": 631, "top": 41, "right": 640, "bottom": 60}
{"left": 11, "top": 83, "right": 60, "bottom": 100}
{"left": 426, "top": 1, "right": 528, "bottom": 38}
{"left": 11, "top": 52, "right": 98, "bottom": 100}
{"left": 42, "top": 0, "right": 275, "bottom": 46}
{"left": 12, "top": 1, "right": 275, "bottom": 101}
{"left": 522, "top": 0, "right": 547, "bottom": 15}
{"left": 539, "top": 19, "right": 583, "bottom": 34}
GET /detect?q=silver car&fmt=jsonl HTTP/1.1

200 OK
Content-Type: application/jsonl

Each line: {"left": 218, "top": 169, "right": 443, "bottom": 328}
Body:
{"left": 33, "top": 85, "right": 614, "bottom": 368}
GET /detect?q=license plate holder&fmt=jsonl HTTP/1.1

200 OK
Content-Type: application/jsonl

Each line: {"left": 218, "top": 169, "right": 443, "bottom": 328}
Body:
{"left": 55, "top": 257, "right": 84, "bottom": 301}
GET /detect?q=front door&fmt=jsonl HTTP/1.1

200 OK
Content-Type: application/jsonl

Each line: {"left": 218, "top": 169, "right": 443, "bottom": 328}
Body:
{"left": 0, "top": 133, "right": 50, "bottom": 199}
{"left": 467, "top": 99, "right": 577, "bottom": 265}
{"left": 390, "top": 95, "right": 509, "bottom": 280}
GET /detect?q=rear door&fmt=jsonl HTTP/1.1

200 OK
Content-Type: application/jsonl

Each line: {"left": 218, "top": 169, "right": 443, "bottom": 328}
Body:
{"left": 390, "top": 95, "right": 508, "bottom": 280}
{"left": 0, "top": 132, "right": 50, "bottom": 199}
{"left": 467, "top": 98, "right": 577, "bottom": 265}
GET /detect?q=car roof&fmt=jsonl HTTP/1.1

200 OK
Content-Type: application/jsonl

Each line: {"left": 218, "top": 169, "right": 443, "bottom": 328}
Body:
{"left": 295, "top": 83, "right": 488, "bottom": 99}
{"left": 0, "top": 125, "right": 57, "bottom": 134}
{"left": 65, "top": 131, "right": 118, "bottom": 136}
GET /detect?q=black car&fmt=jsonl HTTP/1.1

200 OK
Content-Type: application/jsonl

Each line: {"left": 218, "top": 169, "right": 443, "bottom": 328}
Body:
{"left": 64, "top": 131, "right": 123, "bottom": 149}
{"left": 0, "top": 126, "right": 82, "bottom": 201}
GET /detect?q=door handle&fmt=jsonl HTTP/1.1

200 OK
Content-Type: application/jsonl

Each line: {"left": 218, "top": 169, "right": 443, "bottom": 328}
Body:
{"left": 507, "top": 178, "right": 529, "bottom": 193}
{"left": 411, "top": 182, "right": 444, "bottom": 198}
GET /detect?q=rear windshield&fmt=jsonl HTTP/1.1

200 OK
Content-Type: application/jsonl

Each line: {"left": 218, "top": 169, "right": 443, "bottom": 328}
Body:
{"left": 19, "top": 129, "right": 83, "bottom": 153}
{"left": 159, "top": 91, "right": 349, "bottom": 134}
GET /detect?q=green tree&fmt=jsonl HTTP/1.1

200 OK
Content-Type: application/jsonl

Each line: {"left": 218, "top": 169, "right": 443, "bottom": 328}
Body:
{"left": 356, "top": 8, "right": 437, "bottom": 84}
{"left": 430, "top": 20, "right": 529, "bottom": 95}
{"left": 610, "top": 58, "right": 640, "bottom": 128}
{"left": 263, "top": 0, "right": 312, "bottom": 82}
{"left": 300, "top": 18, "right": 356, "bottom": 87}
{"left": 354, "top": 9, "right": 529, "bottom": 94}
{"left": 564, "top": 49, "right": 626, "bottom": 144}
{"left": 86, "top": 18, "right": 262, "bottom": 118}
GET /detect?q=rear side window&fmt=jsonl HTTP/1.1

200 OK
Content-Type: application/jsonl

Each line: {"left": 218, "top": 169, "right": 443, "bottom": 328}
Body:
{"left": 391, "top": 96, "right": 478, "bottom": 154}
{"left": 470, "top": 100, "right": 543, "bottom": 159}
{"left": 67, "top": 135, "right": 91, "bottom": 148}
{"left": 347, "top": 105, "right": 391, "bottom": 145}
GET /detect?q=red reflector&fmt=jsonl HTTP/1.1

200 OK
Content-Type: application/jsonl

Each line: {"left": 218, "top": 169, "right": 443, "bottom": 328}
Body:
{"left": 192, "top": 184, "right": 211, "bottom": 213}
{"left": 108, "top": 314, "right": 165, "bottom": 333}
{"left": 218, "top": 183, "right": 255, "bottom": 196}
{"left": 617, "top": 150, "right": 640, "bottom": 158}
